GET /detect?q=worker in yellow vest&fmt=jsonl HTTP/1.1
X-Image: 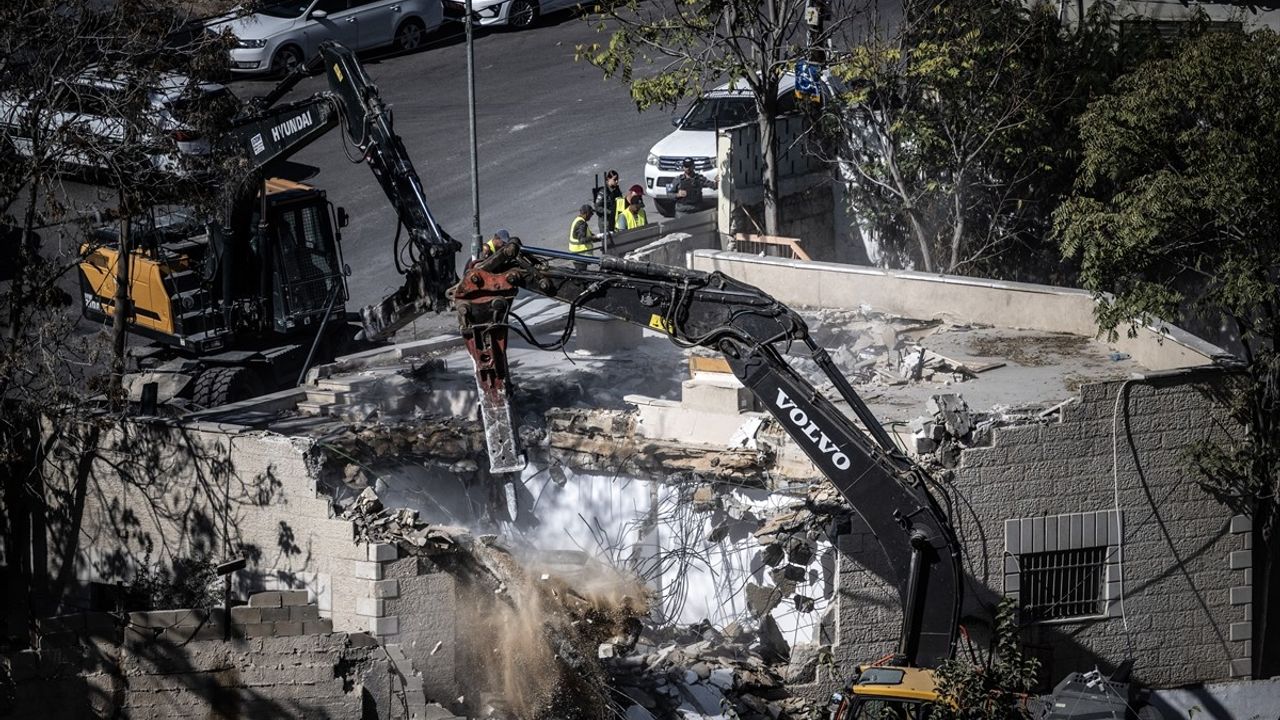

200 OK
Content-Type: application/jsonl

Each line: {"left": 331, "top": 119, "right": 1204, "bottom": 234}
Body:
{"left": 480, "top": 228, "right": 511, "bottom": 258}
{"left": 616, "top": 185, "right": 648, "bottom": 231}
{"left": 569, "top": 204, "right": 604, "bottom": 258}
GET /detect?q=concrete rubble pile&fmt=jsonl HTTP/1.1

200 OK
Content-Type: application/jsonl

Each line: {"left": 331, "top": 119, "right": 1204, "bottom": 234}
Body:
{"left": 907, "top": 392, "right": 1072, "bottom": 466}
{"left": 340, "top": 488, "right": 822, "bottom": 719}
{"left": 801, "top": 308, "right": 1000, "bottom": 389}
{"left": 597, "top": 619, "right": 816, "bottom": 720}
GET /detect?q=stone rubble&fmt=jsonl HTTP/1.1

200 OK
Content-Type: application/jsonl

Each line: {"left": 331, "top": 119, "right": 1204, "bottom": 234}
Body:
{"left": 339, "top": 487, "right": 822, "bottom": 719}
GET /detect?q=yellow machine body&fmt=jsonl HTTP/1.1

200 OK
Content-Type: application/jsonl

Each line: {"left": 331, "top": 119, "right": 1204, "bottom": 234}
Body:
{"left": 837, "top": 665, "right": 954, "bottom": 719}
{"left": 80, "top": 242, "right": 187, "bottom": 338}
{"left": 78, "top": 177, "right": 323, "bottom": 347}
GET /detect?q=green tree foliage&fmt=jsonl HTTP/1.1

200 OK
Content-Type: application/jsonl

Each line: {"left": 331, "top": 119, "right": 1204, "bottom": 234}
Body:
{"left": 1054, "top": 28, "right": 1280, "bottom": 537}
{"left": 824, "top": 0, "right": 1118, "bottom": 279}
{"left": 931, "top": 598, "right": 1039, "bottom": 719}
{"left": 578, "top": 0, "right": 863, "bottom": 234}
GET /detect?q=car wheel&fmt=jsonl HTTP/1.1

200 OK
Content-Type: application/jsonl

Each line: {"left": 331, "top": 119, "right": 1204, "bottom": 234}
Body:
{"left": 395, "top": 18, "right": 427, "bottom": 52}
{"left": 271, "top": 44, "right": 305, "bottom": 78}
{"left": 506, "top": 0, "right": 538, "bottom": 29}
{"left": 654, "top": 199, "right": 675, "bottom": 218}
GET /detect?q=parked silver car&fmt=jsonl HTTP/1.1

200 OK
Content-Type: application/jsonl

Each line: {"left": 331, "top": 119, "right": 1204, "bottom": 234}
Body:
{"left": 0, "top": 72, "right": 237, "bottom": 178}
{"left": 210, "top": 0, "right": 444, "bottom": 76}
{"left": 442, "top": 0, "right": 582, "bottom": 29}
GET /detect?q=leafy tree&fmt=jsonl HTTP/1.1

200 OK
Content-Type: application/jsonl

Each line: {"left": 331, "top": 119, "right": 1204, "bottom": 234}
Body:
{"left": 821, "top": 0, "right": 1117, "bottom": 279}
{"left": 931, "top": 598, "right": 1039, "bottom": 719}
{"left": 1055, "top": 27, "right": 1280, "bottom": 675}
{"left": 579, "top": 0, "right": 865, "bottom": 235}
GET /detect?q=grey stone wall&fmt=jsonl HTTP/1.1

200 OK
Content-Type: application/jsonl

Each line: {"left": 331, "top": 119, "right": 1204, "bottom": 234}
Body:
{"left": 4, "top": 603, "right": 376, "bottom": 719}
{"left": 32, "top": 419, "right": 378, "bottom": 637}
{"left": 715, "top": 116, "right": 847, "bottom": 263}
{"left": 823, "top": 371, "right": 1247, "bottom": 691}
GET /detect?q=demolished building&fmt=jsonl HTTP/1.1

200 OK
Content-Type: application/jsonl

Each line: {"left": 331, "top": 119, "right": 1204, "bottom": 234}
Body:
{"left": 4, "top": 247, "right": 1263, "bottom": 717}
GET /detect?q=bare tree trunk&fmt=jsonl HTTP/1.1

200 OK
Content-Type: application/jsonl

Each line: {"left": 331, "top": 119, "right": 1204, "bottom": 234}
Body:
{"left": 948, "top": 181, "right": 965, "bottom": 273}
{"left": 6, "top": 180, "right": 40, "bottom": 347}
{"left": 110, "top": 190, "right": 131, "bottom": 407}
{"left": 907, "top": 209, "right": 934, "bottom": 273}
{"left": 760, "top": 113, "right": 780, "bottom": 235}
{"left": 880, "top": 136, "right": 935, "bottom": 272}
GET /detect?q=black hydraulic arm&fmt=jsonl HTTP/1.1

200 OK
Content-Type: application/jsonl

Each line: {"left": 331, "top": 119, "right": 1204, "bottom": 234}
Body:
{"left": 451, "top": 241, "right": 963, "bottom": 668}
{"left": 221, "top": 42, "right": 460, "bottom": 336}
{"left": 315, "top": 42, "right": 460, "bottom": 338}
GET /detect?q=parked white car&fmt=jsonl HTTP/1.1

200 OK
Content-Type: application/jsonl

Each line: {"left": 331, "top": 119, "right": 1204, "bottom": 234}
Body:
{"left": 0, "top": 72, "right": 237, "bottom": 177}
{"left": 441, "top": 0, "right": 580, "bottom": 29}
{"left": 210, "top": 0, "right": 444, "bottom": 76}
{"left": 644, "top": 75, "right": 800, "bottom": 217}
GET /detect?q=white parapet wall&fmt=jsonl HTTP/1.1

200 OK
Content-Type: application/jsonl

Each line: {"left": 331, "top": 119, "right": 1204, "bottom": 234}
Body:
{"left": 687, "top": 250, "right": 1232, "bottom": 371}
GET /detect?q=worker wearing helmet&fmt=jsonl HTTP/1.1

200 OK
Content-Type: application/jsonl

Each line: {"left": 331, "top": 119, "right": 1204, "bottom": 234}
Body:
{"left": 616, "top": 185, "right": 648, "bottom": 231}
{"left": 481, "top": 228, "right": 511, "bottom": 258}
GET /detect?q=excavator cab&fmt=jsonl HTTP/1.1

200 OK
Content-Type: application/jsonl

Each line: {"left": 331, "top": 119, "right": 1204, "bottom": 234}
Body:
{"left": 254, "top": 179, "right": 349, "bottom": 334}
{"left": 80, "top": 178, "right": 348, "bottom": 350}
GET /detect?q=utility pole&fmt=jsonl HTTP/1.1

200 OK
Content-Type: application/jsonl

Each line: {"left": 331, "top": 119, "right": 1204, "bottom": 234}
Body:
{"left": 804, "top": 0, "right": 827, "bottom": 65}
{"left": 465, "top": 0, "right": 482, "bottom": 259}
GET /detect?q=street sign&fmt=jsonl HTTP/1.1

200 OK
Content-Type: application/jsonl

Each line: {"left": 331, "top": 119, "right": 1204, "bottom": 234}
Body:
{"left": 795, "top": 60, "right": 821, "bottom": 102}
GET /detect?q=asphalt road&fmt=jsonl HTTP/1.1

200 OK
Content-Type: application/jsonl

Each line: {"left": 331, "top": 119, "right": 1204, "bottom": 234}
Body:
{"left": 230, "top": 11, "right": 671, "bottom": 313}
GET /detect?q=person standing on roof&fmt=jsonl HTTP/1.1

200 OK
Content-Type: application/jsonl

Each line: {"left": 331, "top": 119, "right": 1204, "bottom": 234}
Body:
{"left": 595, "top": 169, "right": 624, "bottom": 231}
{"left": 671, "top": 157, "right": 717, "bottom": 217}
{"left": 569, "top": 204, "right": 604, "bottom": 258}
{"left": 616, "top": 185, "right": 648, "bottom": 231}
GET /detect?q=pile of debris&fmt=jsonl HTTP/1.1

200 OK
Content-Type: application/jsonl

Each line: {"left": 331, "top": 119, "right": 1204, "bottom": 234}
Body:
{"left": 907, "top": 392, "right": 1077, "bottom": 468}
{"left": 339, "top": 488, "right": 821, "bottom": 719}
{"left": 800, "top": 309, "right": 1004, "bottom": 390}
{"left": 600, "top": 620, "right": 816, "bottom": 720}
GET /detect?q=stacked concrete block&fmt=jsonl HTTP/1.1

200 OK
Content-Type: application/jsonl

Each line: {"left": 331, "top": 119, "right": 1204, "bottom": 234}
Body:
{"left": 353, "top": 544, "right": 403, "bottom": 639}
{"left": 229, "top": 591, "right": 333, "bottom": 638}
{"left": 815, "top": 375, "right": 1247, "bottom": 695}
{"left": 12, "top": 608, "right": 380, "bottom": 719}
{"left": 1228, "top": 514, "right": 1253, "bottom": 677}
{"left": 680, "top": 372, "right": 759, "bottom": 415}
{"left": 35, "top": 419, "right": 390, "bottom": 641}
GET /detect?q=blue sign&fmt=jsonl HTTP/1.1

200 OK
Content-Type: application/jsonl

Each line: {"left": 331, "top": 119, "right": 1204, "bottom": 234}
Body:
{"left": 795, "top": 60, "right": 821, "bottom": 101}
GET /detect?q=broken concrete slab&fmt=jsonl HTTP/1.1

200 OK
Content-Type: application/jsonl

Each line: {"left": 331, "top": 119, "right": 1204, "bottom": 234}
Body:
{"left": 681, "top": 373, "right": 758, "bottom": 415}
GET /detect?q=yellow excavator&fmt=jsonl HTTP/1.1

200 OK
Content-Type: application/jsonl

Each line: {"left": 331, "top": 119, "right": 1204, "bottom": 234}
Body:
{"left": 79, "top": 41, "right": 458, "bottom": 408}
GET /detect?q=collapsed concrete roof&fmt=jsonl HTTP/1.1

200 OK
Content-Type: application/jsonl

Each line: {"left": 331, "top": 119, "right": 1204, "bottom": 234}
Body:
{"left": 187, "top": 249, "right": 1232, "bottom": 464}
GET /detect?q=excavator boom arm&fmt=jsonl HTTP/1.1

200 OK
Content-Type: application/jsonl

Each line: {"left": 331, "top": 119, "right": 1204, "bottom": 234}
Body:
{"left": 223, "top": 41, "right": 459, "bottom": 337}
{"left": 451, "top": 242, "right": 963, "bottom": 668}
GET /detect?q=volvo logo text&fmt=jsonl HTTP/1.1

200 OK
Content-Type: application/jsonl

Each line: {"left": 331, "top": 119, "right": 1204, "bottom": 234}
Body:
{"left": 270, "top": 111, "right": 314, "bottom": 144}
{"left": 775, "top": 389, "right": 852, "bottom": 470}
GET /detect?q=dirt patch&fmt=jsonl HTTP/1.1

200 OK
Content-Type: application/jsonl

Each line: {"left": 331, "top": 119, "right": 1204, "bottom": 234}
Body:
{"left": 967, "top": 333, "right": 1091, "bottom": 367}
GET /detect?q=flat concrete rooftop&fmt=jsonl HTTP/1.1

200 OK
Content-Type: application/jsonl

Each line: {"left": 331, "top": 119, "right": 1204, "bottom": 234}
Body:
{"left": 189, "top": 251, "right": 1233, "bottom": 435}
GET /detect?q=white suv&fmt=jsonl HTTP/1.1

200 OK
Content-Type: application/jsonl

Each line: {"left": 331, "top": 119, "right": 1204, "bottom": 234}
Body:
{"left": 644, "top": 75, "right": 797, "bottom": 217}
{"left": 210, "top": 0, "right": 444, "bottom": 76}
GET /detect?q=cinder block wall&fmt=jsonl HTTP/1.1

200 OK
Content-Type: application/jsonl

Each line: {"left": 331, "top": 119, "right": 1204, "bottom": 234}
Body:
{"left": 34, "top": 420, "right": 370, "bottom": 634}
{"left": 9, "top": 603, "right": 371, "bottom": 720}
{"left": 828, "top": 373, "right": 1247, "bottom": 689}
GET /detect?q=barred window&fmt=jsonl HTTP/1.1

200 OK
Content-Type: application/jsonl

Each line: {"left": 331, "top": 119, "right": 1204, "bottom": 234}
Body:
{"left": 1019, "top": 547, "right": 1106, "bottom": 622}
{"left": 1004, "top": 510, "right": 1121, "bottom": 623}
